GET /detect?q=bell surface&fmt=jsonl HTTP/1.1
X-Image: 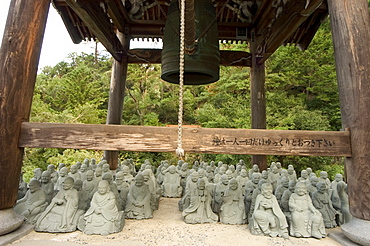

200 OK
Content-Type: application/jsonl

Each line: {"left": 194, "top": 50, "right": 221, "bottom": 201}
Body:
{"left": 161, "top": 0, "right": 220, "bottom": 85}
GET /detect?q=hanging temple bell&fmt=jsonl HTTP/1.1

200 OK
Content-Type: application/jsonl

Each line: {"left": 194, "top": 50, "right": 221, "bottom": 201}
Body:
{"left": 161, "top": 0, "right": 220, "bottom": 85}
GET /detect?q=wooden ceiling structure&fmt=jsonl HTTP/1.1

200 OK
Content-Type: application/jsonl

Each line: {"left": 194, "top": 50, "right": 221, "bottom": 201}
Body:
{"left": 1, "top": 0, "right": 370, "bottom": 241}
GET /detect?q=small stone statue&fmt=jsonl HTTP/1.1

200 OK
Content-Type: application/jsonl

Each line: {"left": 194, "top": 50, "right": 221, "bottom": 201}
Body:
{"left": 182, "top": 179, "right": 218, "bottom": 224}
{"left": 162, "top": 165, "right": 182, "bottom": 198}
{"left": 69, "top": 164, "right": 81, "bottom": 182}
{"left": 40, "top": 171, "right": 55, "bottom": 204}
{"left": 312, "top": 182, "right": 338, "bottom": 228}
{"left": 47, "top": 164, "right": 58, "bottom": 185}
{"left": 14, "top": 179, "right": 47, "bottom": 223}
{"left": 236, "top": 169, "right": 249, "bottom": 192}
{"left": 244, "top": 172, "right": 261, "bottom": 220}
{"left": 212, "top": 174, "right": 229, "bottom": 215}
{"left": 78, "top": 180, "right": 125, "bottom": 235}
{"left": 33, "top": 168, "right": 43, "bottom": 182}
{"left": 79, "top": 164, "right": 88, "bottom": 182}
{"left": 220, "top": 178, "right": 246, "bottom": 225}
{"left": 289, "top": 182, "right": 326, "bottom": 238}
{"left": 251, "top": 183, "right": 289, "bottom": 238}
{"left": 337, "top": 180, "right": 352, "bottom": 224}
{"left": 17, "top": 172, "right": 27, "bottom": 200}
{"left": 82, "top": 170, "right": 98, "bottom": 202}
{"left": 125, "top": 174, "right": 153, "bottom": 220}
{"left": 114, "top": 171, "right": 130, "bottom": 211}
{"left": 248, "top": 164, "right": 260, "bottom": 179}
{"left": 54, "top": 166, "right": 68, "bottom": 191}
{"left": 35, "top": 177, "right": 82, "bottom": 232}
{"left": 287, "top": 165, "right": 297, "bottom": 182}
{"left": 179, "top": 171, "right": 199, "bottom": 212}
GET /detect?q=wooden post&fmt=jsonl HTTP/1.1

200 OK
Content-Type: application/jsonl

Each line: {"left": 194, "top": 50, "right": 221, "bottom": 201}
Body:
{"left": 104, "top": 29, "right": 130, "bottom": 170}
{"left": 0, "top": 0, "right": 49, "bottom": 234}
{"left": 327, "top": 1, "right": 370, "bottom": 244}
{"left": 250, "top": 30, "right": 267, "bottom": 171}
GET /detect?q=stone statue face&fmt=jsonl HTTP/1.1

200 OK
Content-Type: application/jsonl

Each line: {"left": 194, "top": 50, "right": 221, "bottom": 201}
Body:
{"left": 135, "top": 176, "right": 144, "bottom": 186}
{"left": 335, "top": 174, "right": 343, "bottom": 182}
{"left": 197, "top": 179, "right": 206, "bottom": 190}
{"left": 229, "top": 179, "right": 238, "bottom": 190}
{"left": 95, "top": 168, "right": 102, "bottom": 177}
{"left": 191, "top": 173, "right": 199, "bottom": 182}
{"left": 70, "top": 165, "right": 78, "bottom": 174}
{"left": 228, "top": 165, "right": 235, "bottom": 172}
{"left": 282, "top": 177, "right": 289, "bottom": 188}
{"left": 225, "top": 170, "right": 233, "bottom": 179}
{"left": 276, "top": 162, "right": 282, "bottom": 169}
{"left": 240, "top": 169, "right": 247, "bottom": 177}
{"left": 47, "top": 165, "right": 55, "bottom": 172}
{"left": 261, "top": 184, "right": 273, "bottom": 199}
{"left": 169, "top": 166, "right": 176, "bottom": 174}
{"left": 181, "top": 164, "right": 188, "bottom": 171}
{"left": 295, "top": 182, "right": 307, "bottom": 196}
{"left": 253, "top": 164, "right": 259, "bottom": 171}
{"left": 60, "top": 167, "right": 68, "bottom": 177}
{"left": 80, "top": 164, "right": 87, "bottom": 172}
{"left": 41, "top": 171, "right": 51, "bottom": 183}
{"left": 252, "top": 173, "right": 260, "bottom": 184}
{"left": 219, "top": 167, "right": 226, "bottom": 175}
{"left": 272, "top": 167, "right": 278, "bottom": 174}
{"left": 28, "top": 180, "right": 40, "bottom": 193}
{"left": 102, "top": 164, "right": 110, "bottom": 172}
{"left": 98, "top": 182, "right": 109, "bottom": 195}
{"left": 320, "top": 171, "right": 328, "bottom": 179}
{"left": 317, "top": 182, "right": 328, "bottom": 193}
{"left": 221, "top": 175, "right": 229, "bottom": 185}
{"left": 198, "top": 169, "right": 205, "bottom": 178}
{"left": 306, "top": 168, "right": 312, "bottom": 174}
{"left": 62, "top": 178, "right": 74, "bottom": 190}
{"left": 261, "top": 171, "right": 268, "bottom": 179}
{"left": 301, "top": 170, "right": 308, "bottom": 179}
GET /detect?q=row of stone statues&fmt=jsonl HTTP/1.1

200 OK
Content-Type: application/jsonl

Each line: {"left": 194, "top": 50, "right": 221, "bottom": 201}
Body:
{"left": 15, "top": 158, "right": 351, "bottom": 239}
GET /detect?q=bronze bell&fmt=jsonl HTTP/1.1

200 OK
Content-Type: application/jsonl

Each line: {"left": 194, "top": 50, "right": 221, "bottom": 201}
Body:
{"left": 161, "top": 0, "right": 220, "bottom": 85}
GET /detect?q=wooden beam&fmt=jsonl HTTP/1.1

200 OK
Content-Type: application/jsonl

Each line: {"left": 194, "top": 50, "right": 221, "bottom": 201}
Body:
{"left": 64, "top": 0, "right": 123, "bottom": 61}
{"left": 328, "top": 0, "right": 370, "bottom": 221}
{"left": 19, "top": 123, "right": 352, "bottom": 157}
{"left": 127, "top": 49, "right": 251, "bottom": 67}
{"left": 256, "top": 0, "right": 324, "bottom": 63}
{"left": 106, "top": 0, "right": 131, "bottom": 33}
{"left": 0, "top": 0, "right": 50, "bottom": 209}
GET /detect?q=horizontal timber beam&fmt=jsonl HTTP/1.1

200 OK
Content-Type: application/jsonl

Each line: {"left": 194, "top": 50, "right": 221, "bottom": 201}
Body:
{"left": 19, "top": 123, "right": 351, "bottom": 157}
{"left": 128, "top": 49, "right": 252, "bottom": 67}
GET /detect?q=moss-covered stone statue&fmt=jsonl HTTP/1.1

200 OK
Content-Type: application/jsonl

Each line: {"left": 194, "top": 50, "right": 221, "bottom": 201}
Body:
{"left": 78, "top": 180, "right": 125, "bottom": 235}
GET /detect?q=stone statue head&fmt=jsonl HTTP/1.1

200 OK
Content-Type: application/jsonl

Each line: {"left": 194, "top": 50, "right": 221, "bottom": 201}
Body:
{"left": 80, "top": 164, "right": 87, "bottom": 172}
{"left": 309, "top": 176, "right": 319, "bottom": 187}
{"left": 134, "top": 174, "right": 144, "bottom": 186}
{"left": 47, "top": 164, "right": 56, "bottom": 172}
{"left": 317, "top": 181, "right": 328, "bottom": 193}
{"left": 295, "top": 182, "right": 308, "bottom": 196}
{"left": 319, "top": 171, "right": 328, "bottom": 179}
{"left": 300, "top": 170, "right": 308, "bottom": 179}
{"left": 74, "top": 179, "right": 83, "bottom": 191}
{"left": 197, "top": 178, "right": 206, "bottom": 190}
{"left": 229, "top": 178, "right": 238, "bottom": 190}
{"left": 83, "top": 158, "right": 90, "bottom": 165}
{"left": 58, "top": 163, "right": 66, "bottom": 170}
{"left": 190, "top": 171, "right": 199, "bottom": 182}
{"left": 95, "top": 167, "right": 102, "bottom": 177}
{"left": 102, "top": 173, "right": 113, "bottom": 183}
{"left": 168, "top": 165, "right": 176, "bottom": 174}
{"left": 218, "top": 167, "right": 226, "bottom": 175}
{"left": 62, "top": 177, "right": 74, "bottom": 190}
{"left": 288, "top": 180, "right": 297, "bottom": 192}
{"left": 41, "top": 171, "right": 51, "bottom": 184}
{"left": 240, "top": 169, "right": 247, "bottom": 177}
{"left": 276, "top": 162, "right": 282, "bottom": 169}
{"left": 335, "top": 173, "right": 343, "bottom": 182}
{"left": 306, "top": 167, "right": 312, "bottom": 175}
{"left": 86, "top": 170, "right": 94, "bottom": 181}
{"left": 228, "top": 165, "right": 235, "bottom": 172}
{"left": 102, "top": 164, "right": 110, "bottom": 172}
{"left": 225, "top": 170, "right": 233, "bottom": 180}
{"left": 287, "top": 165, "right": 294, "bottom": 174}
{"left": 261, "top": 183, "right": 273, "bottom": 199}
{"left": 28, "top": 179, "right": 41, "bottom": 193}
{"left": 98, "top": 180, "right": 110, "bottom": 195}
{"left": 221, "top": 174, "right": 229, "bottom": 185}
{"left": 261, "top": 170, "right": 268, "bottom": 179}
{"left": 75, "top": 161, "right": 82, "bottom": 169}
{"left": 70, "top": 165, "right": 78, "bottom": 174}
{"left": 281, "top": 176, "right": 289, "bottom": 188}
{"left": 141, "top": 169, "right": 151, "bottom": 181}
{"left": 198, "top": 168, "right": 205, "bottom": 178}
{"left": 252, "top": 173, "right": 261, "bottom": 184}
{"left": 60, "top": 167, "right": 68, "bottom": 177}
{"left": 258, "top": 179, "right": 268, "bottom": 189}
{"left": 272, "top": 166, "right": 278, "bottom": 174}
{"left": 252, "top": 164, "right": 259, "bottom": 172}
{"left": 34, "top": 168, "right": 42, "bottom": 179}
{"left": 181, "top": 163, "right": 188, "bottom": 171}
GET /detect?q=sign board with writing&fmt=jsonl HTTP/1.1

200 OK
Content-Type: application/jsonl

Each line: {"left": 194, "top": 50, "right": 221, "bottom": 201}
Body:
{"left": 19, "top": 123, "right": 351, "bottom": 157}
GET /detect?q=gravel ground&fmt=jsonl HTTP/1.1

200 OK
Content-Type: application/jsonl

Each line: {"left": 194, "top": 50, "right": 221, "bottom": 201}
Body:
{"left": 9, "top": 197, "right": 342, "bottom": 246}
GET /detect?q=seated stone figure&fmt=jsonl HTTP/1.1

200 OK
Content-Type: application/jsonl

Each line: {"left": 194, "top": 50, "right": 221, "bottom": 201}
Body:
{"left": 251, "top": 183, "right": 289, "bottom": 238}
{"left": 40, "top": 171, "right": 55, "bottom": 204}
{"left": 78, "top": 180, "right": 125, "bottom": 235}
{"left": 35, "top": 177, "right": 82, "bottom": 232}
{"left": 312, "top": 182, "right": 338, "bottom": 228}
{"left": 182, "top": 179, "right": 218, "bottom": 224}
{"left": 337, "top": 180, "right": 352, "bottom": 224}
{"left": 220, "top": 178, "right": 246, "bottom": 225}
{"left": 289, "top": 182, "right": 326, "bottom": 239}
{"left": 125, "top": 174, "right": 152, "bottom": 219}
{"left": 14, "top": 179, "right": 47, "bottom": 223}
{"left": 162, "top": 165, "right": 182, "bottom": 198}
{"left": 179, "top": 171, "right": 199, "bottom": 212}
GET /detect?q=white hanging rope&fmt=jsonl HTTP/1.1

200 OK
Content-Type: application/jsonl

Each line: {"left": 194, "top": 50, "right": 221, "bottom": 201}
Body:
{"left": 176, "top": 0, "right": 186, "bottom": 158}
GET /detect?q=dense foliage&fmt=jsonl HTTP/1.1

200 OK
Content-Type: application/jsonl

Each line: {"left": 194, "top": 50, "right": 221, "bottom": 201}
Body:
{"left": 22, "top": 19, "right": 344, "bottom": 181}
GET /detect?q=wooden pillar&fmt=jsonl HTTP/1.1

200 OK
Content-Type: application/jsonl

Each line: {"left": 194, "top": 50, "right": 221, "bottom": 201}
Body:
{"left": 104, "top": 28, "right": 130, "bottom": 170}
{"left": 250, "top": 30, "right": 267, "bottom": 171}
{"left": 327, "top": 0, "right": 370, "bottom": 244}
{"left": 0, "top": 0, "right": 49, "bottom": 233}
